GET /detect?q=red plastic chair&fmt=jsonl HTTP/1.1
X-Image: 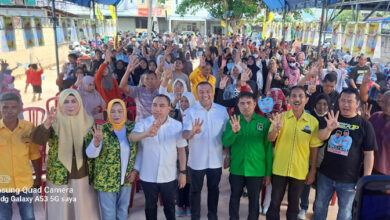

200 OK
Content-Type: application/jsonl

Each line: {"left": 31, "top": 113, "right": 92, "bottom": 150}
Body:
{"left": 23, "top": 107, "right": 47, "bottom": 208}
{"left": 23, "top": 107, "right": 45, "bottom": 127}
{"left": 46, "top": 96, "right": 58, "bottom": 113}
{"left": 127, "top": 106, "right": 137, "bottom": 122}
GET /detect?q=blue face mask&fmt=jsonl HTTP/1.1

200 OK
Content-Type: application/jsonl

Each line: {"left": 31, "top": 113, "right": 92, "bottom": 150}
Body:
{"left": 227, "top": 63, "right": 234, "bottom": 71}
{"left": 304, "top": 60, "right": 309, "bottom": 66}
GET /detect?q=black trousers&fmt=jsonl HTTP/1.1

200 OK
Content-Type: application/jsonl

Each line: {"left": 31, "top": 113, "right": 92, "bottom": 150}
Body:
{"left": 141, "top": 180, "right": 177, "bottom": 220}
{"left": 266, "top": 175, "right": 305, "bottom": 220}
{"left": 229, "top": 174, "right": 263, "bottom": 220}
{"left": 178, "top": 183, "right": 191, "bottom": 208}
{"left": 190, "top": 168, "right": 222, "bottom": 220}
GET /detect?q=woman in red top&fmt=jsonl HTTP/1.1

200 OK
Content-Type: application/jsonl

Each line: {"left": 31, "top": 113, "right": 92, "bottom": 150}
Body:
{"left": 29, "top": 63, "right": 44, "bottom": 101}
{"left": 94, "top": 47, "right": 122, "bottom": 104}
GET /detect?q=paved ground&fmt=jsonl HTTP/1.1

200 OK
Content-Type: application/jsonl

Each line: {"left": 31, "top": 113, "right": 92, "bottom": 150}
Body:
{"left": 11, "top": 66, "right": 339, "bottom": 220}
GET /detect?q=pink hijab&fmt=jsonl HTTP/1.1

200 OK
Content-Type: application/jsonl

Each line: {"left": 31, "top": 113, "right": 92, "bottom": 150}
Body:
{"left": 78, "top": 76, "right": 106, "bottom": 120}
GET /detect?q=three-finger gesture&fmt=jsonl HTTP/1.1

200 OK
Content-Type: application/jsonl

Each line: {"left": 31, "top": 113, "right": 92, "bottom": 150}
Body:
{"left": 192, "top": 118, "right": 204, "bottom": 135}
{"left": 219, "top": 75, "right": 229, "bottom": 89}
{"left": 44, "top": 107, "right": 57, "bottom": 129}
{"left": 324, "top": 110, "right": 339, "bottom": 131}
{"left": 269, "top": 113, "right": 283, "bottom": 132}
{"left": 361, "top": 103, "right": 372, "bottom": 120}
{"left": 91, "top": 124, "right": 103, "bottom": 147}
{"left": 229, "top": 115, "right": 241, "bottom": 133}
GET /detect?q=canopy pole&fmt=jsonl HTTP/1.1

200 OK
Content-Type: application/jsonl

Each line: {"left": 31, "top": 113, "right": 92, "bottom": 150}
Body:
{"left": 323, "top": 3, "right": 329, "bottom": 44}
{"left": 51, "top": 0, "right": 60, "bottom": 76}
{"left": 92, "top": 0, "right": 97, "bottom": 43}
{"left": 281, "top": 0, "right": 287, "bottom": 44}
{"left": 147, "top": 0, "right": 153, "bottom": 40}
{"left": 317, "top": 0, "right": 326, "bottom": 52}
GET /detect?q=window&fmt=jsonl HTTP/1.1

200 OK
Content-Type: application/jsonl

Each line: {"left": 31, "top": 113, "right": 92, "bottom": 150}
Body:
{"left": 141, "top": 0, "right": 145, "bottom": 3}
{"left": 136, "top": 18, "right": 148, "bottom": 29}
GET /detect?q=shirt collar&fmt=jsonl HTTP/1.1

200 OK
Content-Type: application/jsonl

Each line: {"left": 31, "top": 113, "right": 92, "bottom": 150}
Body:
{"left": 286, "top": 110, "right": 309, "bottom": 122}
{"left": 0, "top": 119, "right": 22, "bottom": 130}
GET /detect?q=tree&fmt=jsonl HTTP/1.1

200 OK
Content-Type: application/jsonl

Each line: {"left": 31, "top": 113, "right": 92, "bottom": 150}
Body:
{"left": 333, "top": 10, "right": 363, "bottom": 23}
{"left": 175, "top": 0, "right": 262, "bottom": 34}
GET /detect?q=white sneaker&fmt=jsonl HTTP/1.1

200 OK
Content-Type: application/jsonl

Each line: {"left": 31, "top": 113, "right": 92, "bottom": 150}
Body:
{"left": 259, "top": 205, "right": 263, "bottom": 214}
{"left": 297, "top": 209, "right": 307, "bottom": 220}
{"left": 262, "top": 205, "right": 269, "bottom": 215}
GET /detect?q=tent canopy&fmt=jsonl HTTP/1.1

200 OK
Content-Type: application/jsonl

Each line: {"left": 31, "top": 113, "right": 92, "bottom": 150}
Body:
{"left": 262, "top": 0, "right": 329, "bottom": 12}
{"left": 63, "top": 0, "right": 121, "bottom": 7}
{"left": 263, "top": 0, "right": 390, "bottom": 12}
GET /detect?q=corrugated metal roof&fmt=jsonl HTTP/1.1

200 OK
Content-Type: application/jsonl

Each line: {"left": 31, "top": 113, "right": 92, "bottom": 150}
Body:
{"left": 63, "top": 0, "right": 121, "bottom": 7}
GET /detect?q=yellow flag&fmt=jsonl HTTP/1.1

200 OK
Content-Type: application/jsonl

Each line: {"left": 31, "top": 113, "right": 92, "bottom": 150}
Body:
{"left": 95, "top": 4, "right": 104, "bottom": 20}
{"left": 221, "top": 21, "right": 226, "bottom": 27}
{"left": 109, "top": 5, "right": 116, "bottom": 20}
{"left": 268, "top": 12, "right": 274, "bottom": 22}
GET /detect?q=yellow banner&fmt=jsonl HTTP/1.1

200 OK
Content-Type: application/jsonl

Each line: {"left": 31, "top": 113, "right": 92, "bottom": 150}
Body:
{"left": 365, "top": 23, "right": 380, "bottom": 56}
{"left": 109, "top": 5, "right": 116, "bottom": 20}
{"left": 95, "top": 4, "right": 104, "bottom": 20}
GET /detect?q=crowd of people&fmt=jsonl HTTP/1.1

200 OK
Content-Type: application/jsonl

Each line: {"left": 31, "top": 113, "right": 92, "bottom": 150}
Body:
{"left": 0, "top": 30, "right": 389, "bottom": 220}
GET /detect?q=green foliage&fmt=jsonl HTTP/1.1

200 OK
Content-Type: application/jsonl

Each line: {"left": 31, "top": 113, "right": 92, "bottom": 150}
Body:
{"left": 333, "top": 10, "right": 363, "bottom": 23}
{"left": 175, "top": 0, "right": 260, "bottom": 21}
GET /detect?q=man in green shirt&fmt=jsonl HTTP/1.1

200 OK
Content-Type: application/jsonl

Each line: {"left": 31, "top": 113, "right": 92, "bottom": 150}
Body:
{"left": 222, "top": 92, "right": 273, "bottom": 220}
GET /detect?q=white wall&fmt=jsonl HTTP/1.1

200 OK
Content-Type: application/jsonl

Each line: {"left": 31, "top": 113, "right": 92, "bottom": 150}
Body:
{"left": 117, "top": 17, "right": 136, "bottom": 32}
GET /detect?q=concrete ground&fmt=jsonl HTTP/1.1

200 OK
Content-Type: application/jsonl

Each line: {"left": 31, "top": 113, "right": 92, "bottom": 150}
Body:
{"left": 11, "top": 66, "right": 339, "bottom": 220}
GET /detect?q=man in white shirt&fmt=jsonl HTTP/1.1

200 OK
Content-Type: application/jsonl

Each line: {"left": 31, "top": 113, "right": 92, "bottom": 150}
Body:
{"left": 130, "top": 94, "right": 187, "bottom": 220}
{"left": 183, "top": 82, "right": 229, "bottom": 220}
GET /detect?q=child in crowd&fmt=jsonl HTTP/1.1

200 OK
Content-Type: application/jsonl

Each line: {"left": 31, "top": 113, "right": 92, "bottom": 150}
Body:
{"left": 29, "top": 63, "right": 44, "bottom": 101}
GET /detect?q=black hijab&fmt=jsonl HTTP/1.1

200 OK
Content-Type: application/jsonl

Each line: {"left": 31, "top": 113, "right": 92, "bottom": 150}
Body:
{"left": 248, "top": 56, "right": 260, "bottom": 81}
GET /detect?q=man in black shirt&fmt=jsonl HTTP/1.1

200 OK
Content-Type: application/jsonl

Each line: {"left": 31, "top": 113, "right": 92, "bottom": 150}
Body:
{"left": 348, "top": 54, "right": 370, "bottom": 89}
{"left": 299, "top": 71, "right": 339, "bottom": 112}
{"left": 313, "top": 88, "right": 377, "bottom": 220}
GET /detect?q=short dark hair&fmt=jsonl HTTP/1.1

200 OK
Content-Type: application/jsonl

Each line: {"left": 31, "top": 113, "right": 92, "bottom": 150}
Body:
{"left": 324, "top": 73, "right": 337, "bottom": 83}
{"left": 290, "top": 86, "right": 308, "bottom": 97}
{"left": 196, "top": 81, "right": 213, "bottom": 91}
{"left": 339, "top": 87, "right": 360, "bottom": 102}
{"left": 0, "top": 92, "right": 21, "bottom": 105}
{"left": 68, "top": 53, "right": 78, "bottom": 60}
{"left": 153, "top": 94, "right": 171, "bottom": 105}
{"left": 209, "top": 46, "right": 218, "bottom": 56}
{"left": 205, "top": 61, "right": 213, "bottom": 67}
{"left": 238, "top": 91, "right": 256, "bottom": 101}
{"left": 31, "top": 64, "right": 38, "bottom": 70}
{"left": 144, "top": 70, "right": 157, "bottom": 77}
{"left": 95, "top": 49, "right": 102, "bottom": 54}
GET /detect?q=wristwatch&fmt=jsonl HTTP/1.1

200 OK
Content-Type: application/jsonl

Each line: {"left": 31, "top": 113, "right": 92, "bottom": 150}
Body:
{"left": 179, "top": 170, "right": 187, "bottom": 175}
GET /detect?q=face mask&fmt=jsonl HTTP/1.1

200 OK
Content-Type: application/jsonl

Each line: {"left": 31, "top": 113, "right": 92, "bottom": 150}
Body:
{"left": 8, "top": 84, "right": 14, "bottom": 90}
{"left": 227, "top": 63, "right": 234, "bottom": 71}
{"left": 289, "top": 62, "right": 298, "bottom": 69}
{"left": 304, "top": 60, "right": 309, "bottom": 66}
{"left": 253, "top": 54, "right": 258, "bottom": 59}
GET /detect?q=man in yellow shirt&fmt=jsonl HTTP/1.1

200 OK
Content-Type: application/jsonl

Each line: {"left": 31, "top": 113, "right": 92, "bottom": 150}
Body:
{"left": 266, "top": 86, "right": 323, "bottom": 220}
{"left": 0, "top": 93, "right": 41, "bottom": 220}
{"left": 189, "top": 57, "right": 216, "bottom": 100}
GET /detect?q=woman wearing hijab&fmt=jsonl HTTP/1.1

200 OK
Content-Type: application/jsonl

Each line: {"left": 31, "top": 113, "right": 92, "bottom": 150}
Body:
{"left": 78, "top": 75, "right": 106, "bottom": 120}
{"left": 159, "top": 72, "right": 189, "bottom": 109}
{"left": 132, "top": 58, "right": 148, "bottom": 86}
{"left": 172, "top": 91, "right": 195, "bottom": 216}
{"left": 31, "top": 89, "right": 100, "bottom": 220}
{"left": 85, "top": 99, "right": 137, "bottom": 220}
{"left": 95, "top": 49, "right": 122, "bottom": 104}
{"left": 298, "top": 93, "right": 330, "bottom": 219}
{"left": 114, "top": 60, "right": 127, "bottom": 85}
